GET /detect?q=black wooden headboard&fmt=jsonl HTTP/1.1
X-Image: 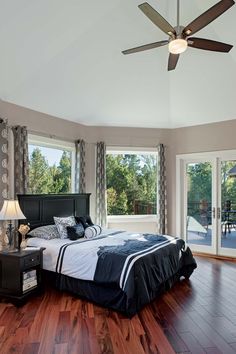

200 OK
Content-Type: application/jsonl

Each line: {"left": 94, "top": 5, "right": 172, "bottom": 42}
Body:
{"left": 17, "top": 194, "right": 91, "bottom": 229}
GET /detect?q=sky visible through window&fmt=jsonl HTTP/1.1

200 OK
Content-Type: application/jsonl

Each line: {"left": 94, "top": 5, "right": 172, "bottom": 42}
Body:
{"left": 28, "top": 145, "right": 63, "bottom": 166}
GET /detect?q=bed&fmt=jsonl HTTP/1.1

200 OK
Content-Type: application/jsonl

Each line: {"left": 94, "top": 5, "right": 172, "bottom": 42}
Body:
{"left": 18, "top": 193, "right": 197, "bottom": 317}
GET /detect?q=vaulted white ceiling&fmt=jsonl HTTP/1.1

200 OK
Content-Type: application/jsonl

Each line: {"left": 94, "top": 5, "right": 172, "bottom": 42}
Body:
{"left": 0, "top": 0, "right": 235, "bottom": 128}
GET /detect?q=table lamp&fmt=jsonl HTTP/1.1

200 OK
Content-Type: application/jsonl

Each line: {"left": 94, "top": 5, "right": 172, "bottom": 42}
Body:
{"left": 0, "top": 200, "right": 26, "bottom": 252}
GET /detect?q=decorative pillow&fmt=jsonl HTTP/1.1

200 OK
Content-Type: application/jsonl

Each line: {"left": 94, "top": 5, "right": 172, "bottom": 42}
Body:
{"left": 28, "top": 225, "right": 60, "bottom": 240}
{"left": 54, "top": 216, "right": 76, "bottom": 239}
{"left": 67, "top": 223, "right": 85, "bottom": 240}
{"left": 75, "top": 216, "right": 94, "bottom": 229}
{"left": 84, "top": 225, "right": 102, "bottom": 239}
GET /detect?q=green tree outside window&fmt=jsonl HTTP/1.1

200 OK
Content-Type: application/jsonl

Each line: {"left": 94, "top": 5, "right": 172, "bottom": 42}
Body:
{"left": 106, "top": 154, "right": 157, "bottom": 216}
{"left": 28, "top": 147, "right": 72, "bottom": 194}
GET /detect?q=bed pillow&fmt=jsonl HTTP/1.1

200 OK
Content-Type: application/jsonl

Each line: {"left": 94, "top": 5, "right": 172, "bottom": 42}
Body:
{"left": 54, "top": 216, "right": 76, "bottom": 239}
{"left": 67, "top": 223, "right": 85, "bottom": 240}
{"left": 75, "top": 216, "right": 94, "bottom": 229}
{"left": 84, "top": 225, "right": 102, "bottom": 239}
{"left": 27, "top": 225, "right": 60, "bottom": 240}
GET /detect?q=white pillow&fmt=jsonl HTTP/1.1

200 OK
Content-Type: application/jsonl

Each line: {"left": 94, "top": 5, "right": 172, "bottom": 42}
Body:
{"left": 84, "top": 225, "right": 102, "bottom": 239}
{"left": 54, "top": 216, "right": 76, "bottom": 239}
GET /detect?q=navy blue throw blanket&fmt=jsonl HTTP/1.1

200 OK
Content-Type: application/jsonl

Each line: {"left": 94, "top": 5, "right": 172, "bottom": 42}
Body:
{"left": 94, "top": 234, "right": 185, "bottom": 290}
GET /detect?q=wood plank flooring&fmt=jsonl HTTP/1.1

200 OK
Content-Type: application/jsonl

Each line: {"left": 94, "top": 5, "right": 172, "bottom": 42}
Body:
{"left": 0, "top": 256, "right": 236, "bottom": 354}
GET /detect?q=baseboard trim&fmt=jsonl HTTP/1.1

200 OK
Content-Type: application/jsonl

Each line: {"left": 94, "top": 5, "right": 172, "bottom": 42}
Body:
{"left": 193, "top": 252, "right": 236, "bottom": 262}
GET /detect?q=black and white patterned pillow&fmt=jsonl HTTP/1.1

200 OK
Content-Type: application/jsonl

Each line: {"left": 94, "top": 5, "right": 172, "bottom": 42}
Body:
{"left": 28, "top": 225, "right": 60, "bottom": 240}
{"left": 84, "top": 225, "right": 102, "bottom": 239}
{"left": 54, "top": 216, "right": 76, "bottom": 239}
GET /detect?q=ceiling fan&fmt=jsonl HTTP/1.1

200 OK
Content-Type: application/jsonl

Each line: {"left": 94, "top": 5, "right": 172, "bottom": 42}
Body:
{"left": 122, "top": 0, "right": 235, "bottom": 71}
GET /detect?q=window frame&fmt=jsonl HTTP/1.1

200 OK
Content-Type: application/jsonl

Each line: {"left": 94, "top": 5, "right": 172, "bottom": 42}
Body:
{"left": 106, "top": 146, "right": 158, "bottom": 222}
{"left": 28, "top": 134, "right": 75, "bottom": 193}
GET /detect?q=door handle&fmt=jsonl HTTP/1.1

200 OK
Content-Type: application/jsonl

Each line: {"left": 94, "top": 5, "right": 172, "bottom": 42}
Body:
{"left": 212, "top": 207, "right": 216, "bottom": 219}
{"left": 217, "top": 207, "right": 221, "bottom": 219}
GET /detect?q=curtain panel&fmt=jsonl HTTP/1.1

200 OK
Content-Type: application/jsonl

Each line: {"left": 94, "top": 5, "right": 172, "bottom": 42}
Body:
{"left": 0, "top": 119, "right": 9, "bottom": 246}
{"left": 157, "top": 144, "right": 167, "bottom": 234}
{"left": 12, "top": 126, "right": 29, "bottom": 197}
{"left": 95, "top": 142, "right": 107, "bottom": 227}
{"left": 75, "top": 139, "right": 86, "bottom": 193}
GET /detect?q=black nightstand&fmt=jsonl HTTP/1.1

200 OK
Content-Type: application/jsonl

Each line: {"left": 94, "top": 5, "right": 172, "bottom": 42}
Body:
{"left": 0, "top": 248, "right": 45, "bottom": 305}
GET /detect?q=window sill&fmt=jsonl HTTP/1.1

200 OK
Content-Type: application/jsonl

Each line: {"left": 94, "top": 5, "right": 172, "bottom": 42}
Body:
{"left": 107, "top": 215, "right": 157, "bottom": 223}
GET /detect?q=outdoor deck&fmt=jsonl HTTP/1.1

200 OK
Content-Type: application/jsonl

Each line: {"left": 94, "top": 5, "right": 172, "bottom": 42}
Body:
{"left": 188, "top": 228, "right": 236, "bottom": 249}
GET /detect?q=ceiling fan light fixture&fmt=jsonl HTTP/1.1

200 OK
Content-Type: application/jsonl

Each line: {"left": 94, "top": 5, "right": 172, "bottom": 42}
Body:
{"left": 123, "top": 1, "right": 235, "bottom": 70}
{"left": 168, "top": 38, "right": 188, "bottom": 54}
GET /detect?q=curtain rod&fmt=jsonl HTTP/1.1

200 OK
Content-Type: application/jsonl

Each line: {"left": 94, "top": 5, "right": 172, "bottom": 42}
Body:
{"left": 28, "top": 130, "right": 164, "bottom": 148}
{"left": 100, "top": 143, "right": 164, "bottom": 148}
{"left": 28, "top": 129, "right": 76, "bottom": 144}
{"left": 105, "top": 144, "right": 159, "bottom": 148}
{"left": 88, "top": 142, "right": 163, "bottom": 149}
{"left": 2, "top": 122, "right": 76, "bottom": 144}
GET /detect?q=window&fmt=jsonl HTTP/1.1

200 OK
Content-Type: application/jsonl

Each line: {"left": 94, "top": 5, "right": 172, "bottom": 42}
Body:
{"left": 106, "top": 148, "right": 157, "bottom": 216}
{"left": 28, "top": 134, "right": 75, "bottom": 194}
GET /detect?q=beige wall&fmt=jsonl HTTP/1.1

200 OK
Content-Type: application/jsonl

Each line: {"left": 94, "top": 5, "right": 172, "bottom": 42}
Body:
{"left": 172, "top": 119, "right": 236, "bottom": 155}
{"left": 0, "top": 100, "right": 86, "bottom": 141}
{"left": 2, "top": 99, "right": 236, "bottom": 235}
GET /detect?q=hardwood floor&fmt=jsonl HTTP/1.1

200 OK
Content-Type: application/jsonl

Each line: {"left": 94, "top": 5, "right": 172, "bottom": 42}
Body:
{"left": 0, "top": 256, "right": 236, "bottom": 354}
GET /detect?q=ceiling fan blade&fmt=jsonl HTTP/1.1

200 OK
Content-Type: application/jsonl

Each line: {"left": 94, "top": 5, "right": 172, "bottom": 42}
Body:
{"left": 188, "top": 37, "right": 233, "bottom": 52}
{"left": 122, "top": 40, "right": 168, "bottom": 55}
{"left": 183, "top": 0, "right": 235, "bottom": 36}
{"left": 168, "top": 53, "right": 179, "bottom": 71}
{"left": 138, "top": 2, "right": 176, "bottom": 37}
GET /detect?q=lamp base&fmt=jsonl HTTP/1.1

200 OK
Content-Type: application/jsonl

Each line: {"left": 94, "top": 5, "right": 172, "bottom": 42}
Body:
{"left": 6, "top": 223, "right": 19, "bottom": 252}
{"left": 1, "top": 244, "right": 18, "bottom": 253}
{"left": 7, "top": 248, "right": 19, "bottom": 253}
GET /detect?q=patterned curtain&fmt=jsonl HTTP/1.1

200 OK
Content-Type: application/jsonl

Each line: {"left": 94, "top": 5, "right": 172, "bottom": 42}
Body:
{"left": 0, "top": 119, "right": 9, "bottom": 247}
{"left": 75, "top": 139, "right": 86, "bottom": 193}
{"left": 95, "top": 142, "right": 107, "bottom": 227}
{"left": 12, "top": 126, "right": 29, "bottom": 197}
{"left": 157, "top": 144, "right": 167, "bottom": 234}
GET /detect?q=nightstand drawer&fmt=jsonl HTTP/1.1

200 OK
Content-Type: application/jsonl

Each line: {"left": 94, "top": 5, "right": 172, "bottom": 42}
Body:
{"left": 23, "top": 254, "right": 40, "bottom": 268}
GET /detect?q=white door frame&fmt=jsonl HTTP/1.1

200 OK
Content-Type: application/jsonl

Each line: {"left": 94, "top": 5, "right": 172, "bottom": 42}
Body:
{"left": 176, "top": 150, "right": 236, "bottom": 257}
{"left": 217, "top": 152, "right": 236, "bottom": 257}
{"left": 176, "top": 154, "right": 217, "bottom": 254}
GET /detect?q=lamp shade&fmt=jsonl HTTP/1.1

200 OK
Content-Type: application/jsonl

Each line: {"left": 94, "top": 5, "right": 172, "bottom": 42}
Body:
{"left": 0, "top": 200, "right": 26, "bottom": 220}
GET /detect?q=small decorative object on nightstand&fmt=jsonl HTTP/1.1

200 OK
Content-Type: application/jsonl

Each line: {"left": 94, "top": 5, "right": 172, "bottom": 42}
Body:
{"left": 0, "top": 248, "right": 45, "bottom": 305}
{"left": 0, "top": 200, "right": 26, "bottom": 252}
{"left": 18, "top": 224, "right": 30, "bottom": 249}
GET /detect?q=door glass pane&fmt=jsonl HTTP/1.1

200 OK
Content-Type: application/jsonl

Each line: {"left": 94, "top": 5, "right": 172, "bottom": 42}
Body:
{"left": 186, "top": 162, "right": 212, "bottom": 246}
{"left": 221, "top": 161, "right": 236, "bottom": 249}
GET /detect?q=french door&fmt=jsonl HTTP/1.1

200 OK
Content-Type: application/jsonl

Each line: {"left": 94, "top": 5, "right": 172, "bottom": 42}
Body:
{"left": 177, "top": 151, "right": 236, "bottom": 257}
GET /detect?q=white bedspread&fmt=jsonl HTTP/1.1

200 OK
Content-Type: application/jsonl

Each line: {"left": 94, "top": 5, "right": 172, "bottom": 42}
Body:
{"left": 27, "top": 229, "right": 152, "bottom": 281}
